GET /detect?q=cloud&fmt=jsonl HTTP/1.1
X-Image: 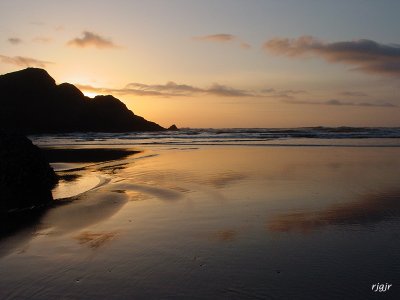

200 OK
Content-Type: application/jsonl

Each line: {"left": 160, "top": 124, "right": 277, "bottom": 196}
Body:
{"left": 125, "top": 81, "right": 203, "bottom": 95}
{"left": 207, "top": 84, "right": 254, "bottom": 97}
{"left": 77, "top": 84, "right": 178, "bottom": 97}
{"left": 67, "top": 31, "right": 118, "bottom": 49}
{"left": 339, "top": 91, "right": 368, "bottom": 97}
{"left": 7, "top": 38, "right": 22, "bottom": 45}
{"left": 260, "top": 88, "right": 306, "bottom": 99}
{"left": 194, "top": 33, "right": 236, "bottom": 42}
{"left": 78, "top": 82, "right": 259, "bottom": 98}
{"left": 240, "top": 42, "right": 251, "bottom": 50}
{"left": 194, "top": 33, "right": 251, "bottom": 49}
{"left": 0, "top": 54, "right": 53, "bottom": 68}
{"left": 33, "top": 36, "right": 52, "bottom": 44}
{"left": 263, "top": 36, "right": 400, "bottom": 77}
{"left": 77, "top": 81, "right": 311, "bottom": 100}
{"left": 283, "top": 98, "right": 396, "bottom": 107}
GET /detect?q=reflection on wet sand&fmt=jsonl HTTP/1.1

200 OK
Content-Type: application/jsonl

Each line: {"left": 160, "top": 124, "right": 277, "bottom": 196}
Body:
{"left": 1, "top": 146, "right": 400, "bottom": 299}
{"left": 267, "top": 190, "right": 400, "bottom": 232}
{"left": 110, "top": 182, "right": 183, "bottom": 201}
{"left": 207, "top": 171, "right": 247, "bottom": 188}
{"left": 211, "top": 229, "right": 238, "bottom": 242}
{"left": 52, "top": 174, "right": 104, "bottom": 199}
{"left": 41, "top": 191, "right": 128, "bottom": 235}
{"left": 75, "top": 231, "right": 118, "bottom": 249}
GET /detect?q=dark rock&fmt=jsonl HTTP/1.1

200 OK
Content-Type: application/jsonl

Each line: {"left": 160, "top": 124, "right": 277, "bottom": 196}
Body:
{"left": 168, "top": 124, "right": 179, "bottom": 131}
{"left": 0, "top": 68, "right": 165, "bottom": 134}
{"left": 0, "top": 132, "right": 58, "bottom": 214}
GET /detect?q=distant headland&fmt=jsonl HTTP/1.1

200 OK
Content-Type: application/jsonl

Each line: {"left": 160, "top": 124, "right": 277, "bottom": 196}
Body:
{"left": 0, "top": 68, "right": 175, "bottom": 134}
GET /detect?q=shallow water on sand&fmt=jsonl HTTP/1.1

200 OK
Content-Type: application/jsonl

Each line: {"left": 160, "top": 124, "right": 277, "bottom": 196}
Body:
{"left": 0, "top": 146, "right": 399, "bottom": 299}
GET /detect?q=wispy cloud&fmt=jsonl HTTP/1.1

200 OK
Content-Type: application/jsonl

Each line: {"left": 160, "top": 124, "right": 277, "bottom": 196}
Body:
{"left": 67, "top": 31, "right": 119, "bottom": 49}
{"left": 194, "top": 33, "right": 251, "bottom": 49}
{"left": 339, "top": 91, "right": 368, "bottom": 97}
{"left": 240, "top": 42, "right": 251, "bottom": 50}
{"left": 283, "top": 98, "right": 396, "bottom": 108}
{"left": 0, "top": 54, "right": 53, "bottom": 68}
{"left": 77, "top": 81, "right": 311, "bottom": 99}
{"left": 263, "top": 36, "right": 400, "bottom": 77}
{"left": 77, "top": 82, "right": 256, "bottom": 98}
{"left": 125, "top": 82, "right": 203, "bottom": 96}
{"left": 7, "top": 38, "right": 22, "bottom": 45}
{"left": 261, "top": 88, "right": 307, "bottom": 99}
{"left": 194, "top": 33, "right": 236, "bottom": 42}
{"left": 207, "top": 84, "right": 254, "bottom": 97}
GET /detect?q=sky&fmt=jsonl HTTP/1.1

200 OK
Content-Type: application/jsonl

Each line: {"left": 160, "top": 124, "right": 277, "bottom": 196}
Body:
{"left": 0, "top": 0, "right": 399, "bottom": 128}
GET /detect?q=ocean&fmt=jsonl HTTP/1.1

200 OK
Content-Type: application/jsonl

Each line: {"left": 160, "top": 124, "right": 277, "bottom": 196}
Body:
{"left": 30, "top": 126, "right": 400, "bottom": 147}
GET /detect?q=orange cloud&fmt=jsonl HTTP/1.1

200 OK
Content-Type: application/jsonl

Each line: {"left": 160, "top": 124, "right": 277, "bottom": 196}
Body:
{"left": 67, "top": 31, "right": 118, "bottom": 49}
{"left": 263, "top": 36, "right": 400, "bottom": 77}
{"left": 0, "top": 54, "right": 53, "bottom": 68}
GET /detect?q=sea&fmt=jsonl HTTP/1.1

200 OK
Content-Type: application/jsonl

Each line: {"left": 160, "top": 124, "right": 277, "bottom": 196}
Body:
{"left": 30, "top": 126, "right": 400, "bottom": 147}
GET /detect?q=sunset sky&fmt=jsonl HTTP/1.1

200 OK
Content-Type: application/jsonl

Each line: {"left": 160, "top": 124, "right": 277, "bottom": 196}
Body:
{"left": 1, "top": 0, "right": 399, "bottom": 128}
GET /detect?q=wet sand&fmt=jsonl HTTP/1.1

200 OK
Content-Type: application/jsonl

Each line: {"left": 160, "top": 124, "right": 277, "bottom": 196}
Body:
{"left": 0, "top": 146, "right": 399, "bottom": 299}
{"left": 42, "top": 147, "right": 141, "bottom": 163}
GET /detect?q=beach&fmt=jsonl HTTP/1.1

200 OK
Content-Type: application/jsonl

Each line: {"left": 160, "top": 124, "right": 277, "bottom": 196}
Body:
{"left": 0, "top": 141, "right": 399, "bottom": 299}
{"left": 2, "top": 1, "right": 400, "bottom": 297}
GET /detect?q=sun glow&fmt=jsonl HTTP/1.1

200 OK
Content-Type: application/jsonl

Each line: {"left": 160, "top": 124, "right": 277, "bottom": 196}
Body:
{"left": 82, "top": 91, "right": 99, "bottom": 98}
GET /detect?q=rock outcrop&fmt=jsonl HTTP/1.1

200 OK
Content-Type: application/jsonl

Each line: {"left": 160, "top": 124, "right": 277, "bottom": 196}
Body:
{"left": 0, "top": 68, "right": 165, "bottom": 133}
{"left": 0, "top": 132, "right": 58, "bottom": 235}
{"left": 0, "top": 132, "right": 58, "bottom": 214}
{"left": 167, "top": 124, "right": 179, "bottom": 131}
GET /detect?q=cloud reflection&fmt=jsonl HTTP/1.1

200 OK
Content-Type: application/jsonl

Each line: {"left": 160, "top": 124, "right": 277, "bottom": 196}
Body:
{"left": 267, "top": 190, "right": 400, "bottom": 233}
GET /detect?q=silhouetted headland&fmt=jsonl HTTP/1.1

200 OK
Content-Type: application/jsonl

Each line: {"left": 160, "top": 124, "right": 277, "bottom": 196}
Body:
{"left": 0, "top": 68, "right": 169, "bottom": 134}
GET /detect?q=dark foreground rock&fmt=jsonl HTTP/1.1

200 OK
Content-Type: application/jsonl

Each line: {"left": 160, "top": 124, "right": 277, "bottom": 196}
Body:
{"left": 0, "top": 68, "right": 166, "bottom": 134}
{"left": 0, "top": 132, "right": 58, "bottom": 234}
